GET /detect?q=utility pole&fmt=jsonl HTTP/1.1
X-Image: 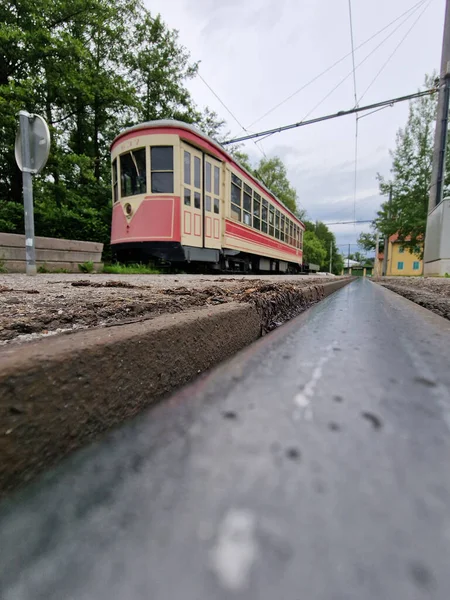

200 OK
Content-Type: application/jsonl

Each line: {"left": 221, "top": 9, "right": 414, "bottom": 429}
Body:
{"left": 382, "top": 185, "right": 392, "bottom": 276}
{"left": 329, "top": 240, "right": 332, "bottom": 273}
{"left": 374, "top": 232, "right": 380, "bottom": 277}
{"left": 348, "top": 244, "right": 350, "bottom": 270}
{"left": 423, "top": 0, "right": 450, "bottom": 275}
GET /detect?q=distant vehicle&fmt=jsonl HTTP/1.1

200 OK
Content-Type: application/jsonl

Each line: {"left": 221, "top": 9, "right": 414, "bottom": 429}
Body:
{"left": 110, "top": 120, "right": 306, "bottom": 273}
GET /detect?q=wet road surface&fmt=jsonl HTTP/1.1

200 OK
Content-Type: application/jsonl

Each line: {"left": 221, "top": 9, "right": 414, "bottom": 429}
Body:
{"left": 1, "top": 278, "right": 450, "bottom": 599}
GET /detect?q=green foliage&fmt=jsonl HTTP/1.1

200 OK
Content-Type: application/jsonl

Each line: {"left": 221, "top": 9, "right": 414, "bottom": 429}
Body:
{"left": 0, "top": 0, "right": 220, "bottom": 249}
{"left": 227, "top": 151, "right": 306, "bottom": 217}
{"left": 303, "top": 220, "right": 343, "bottom": 274}
{"left": 78, "top": 260, "right": 94, "bottom": 273}
{"left": 375, "top": 75, "right": 442, "bottom": 253}
{"left": 0, "top": 258, "right": 7, "bottom": 273}
{"left": 230, "top": 150, "right": 255, "bottom": 174}
{"left": 357, "top": 231, "right": 385, "bottom": 254}
{"left": 256, "top": 157, "right": 299, "bottom": 215}
{"left": 303, "top": 231, "right": 326, "bottom": 266}
{"left": 103, "top": 262, "right": 161, "bottom": 274}
{"left": 37, "top": 264, "right": 48, "bottom": 273}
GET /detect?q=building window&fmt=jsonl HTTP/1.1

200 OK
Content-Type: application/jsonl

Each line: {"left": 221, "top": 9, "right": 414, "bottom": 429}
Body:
{"left": 120, "top": 148, "right": 147, "bottom": 197}
{"left": 413, "top": 261, "right": 420, "bottom": 270}
{"left": 397, "top": 261, "right": 404, "bottom": 270}
{"left": 151, "top": 146, "right": 173, "bottom": 193}
{"left": 112, "top": 159, "right": 118, "bottom": 202}
{"left": 399, "top": 246, "right": 404, "bottom": 253}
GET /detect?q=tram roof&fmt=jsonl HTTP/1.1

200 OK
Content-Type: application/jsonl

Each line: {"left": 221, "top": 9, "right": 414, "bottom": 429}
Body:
{"left": 112, "top": 119, "right": 304, "bottom": 227}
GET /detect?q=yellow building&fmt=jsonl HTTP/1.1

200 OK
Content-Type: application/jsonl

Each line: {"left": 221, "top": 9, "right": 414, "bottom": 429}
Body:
{"left": 386, "top": 234, "right": 423, "bottom": 276}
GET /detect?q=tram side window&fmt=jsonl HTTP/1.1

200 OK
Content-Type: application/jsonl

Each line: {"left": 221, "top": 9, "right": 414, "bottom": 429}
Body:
{"left": 120, "top": 148, "right": 147, "bottom": 197}
{"left": 214, "top": 166, "right": 220, "bottom": 214}
{"left": 289, "top": 222, "right": 293, "bottom": 246}
{"left": 280, "top": 215, "right": 285, "bottom": 242}
{"left": 231, "top": 173, "right": 242, "bottom": 222}
{"left": 261, "top": 199, "right": 268, "bottom": 233}
{"left": 205, "top": 162, "right": 212, "bottom": 212}
{"left": 243, "top": 183, "right": 252, "bottom": 226}
{"left": 112, "top": 159, "right": 118, "bottom": 203}
{"left": 253, "top": 192, "right": 261, "bottom": 230}
{"left": 184, "top": 151, "right": 191, "bottom": 185}
{"left": 299, "top": 229, "right": 303, "bottom": 249}
{"left": 269, "top": 205, "right": 275, "bottom": 236}
{"left": 275, "top": 210, "right": 280, "bottom": 239}
{"left": 151, "top": 146, "right": 173, "bottom": 193}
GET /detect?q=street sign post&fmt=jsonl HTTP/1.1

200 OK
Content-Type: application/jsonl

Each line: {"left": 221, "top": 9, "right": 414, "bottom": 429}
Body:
{"left": 15, "top": 111, "right": 50, "bottom": 275}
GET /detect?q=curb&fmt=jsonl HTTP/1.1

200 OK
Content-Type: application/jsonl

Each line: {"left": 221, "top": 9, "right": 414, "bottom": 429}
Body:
{"left": 0, "top": 278, "right": 351, "bottom": 496}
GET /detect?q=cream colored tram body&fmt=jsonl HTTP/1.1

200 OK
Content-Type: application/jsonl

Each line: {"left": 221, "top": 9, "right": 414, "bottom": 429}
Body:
{"left": 111, "top": 120, "right": 304, "bottom": 272}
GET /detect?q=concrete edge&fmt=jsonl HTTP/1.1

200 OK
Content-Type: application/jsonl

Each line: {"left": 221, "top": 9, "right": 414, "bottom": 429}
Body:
{"left": 0, "top": 278, "right": 352, "bottom": 496}
{"left": 370, "top": 278, "right": 450, "bottom": 328}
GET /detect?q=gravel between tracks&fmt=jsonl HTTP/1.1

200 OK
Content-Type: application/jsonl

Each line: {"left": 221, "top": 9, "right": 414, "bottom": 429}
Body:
{"left": 376, "top": 277, "right": 450, "bottom": 320}
{"left": 0, "top": 274, "right": 341, "bottom": 344}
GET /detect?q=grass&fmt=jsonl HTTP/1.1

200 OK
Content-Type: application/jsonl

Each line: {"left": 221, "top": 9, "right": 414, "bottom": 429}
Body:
{"left": 0, "top": 258, "right": 7, "bottom": 274}
{"left": 78, "top": 261, "right": 94, "bottom": 273}
{"left": 102, "top": 262, "right": 162, "bottom": 275}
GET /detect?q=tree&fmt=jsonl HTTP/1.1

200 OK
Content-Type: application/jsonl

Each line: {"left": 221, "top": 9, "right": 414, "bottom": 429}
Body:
{"left": 374, "top": 74, "right": 446, "bottom": 254}
{"left": 0, "top": 0, "right": 221, "bottom": 250}
{"left": 303, "top": 231, "right": 327, "bottom": 266}
{"left": 226, "top": 151, "right": 306, "bottom": 217}
{"left": 255, "top": 157, "right": 299, "bottom": 215}
{"left": 229, "top": 149, "right": 255, "bottom": 174}
{"left": 303, "top": 219, "right": 343, "bottom": 274}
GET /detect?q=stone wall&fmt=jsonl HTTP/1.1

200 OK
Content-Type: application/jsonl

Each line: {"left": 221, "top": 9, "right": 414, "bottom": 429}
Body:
{"left": 0, "top": 233, "right": 103, "bottom": 273}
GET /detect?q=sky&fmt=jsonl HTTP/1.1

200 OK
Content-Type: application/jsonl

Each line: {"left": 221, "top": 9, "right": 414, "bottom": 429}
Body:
{"left": 144, "top": 0, "right": 444, "bottom": 255}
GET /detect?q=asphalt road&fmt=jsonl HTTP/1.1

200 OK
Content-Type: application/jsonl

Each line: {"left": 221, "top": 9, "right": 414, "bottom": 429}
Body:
{"left": 1, "top": 278, "right": 450, "bottom": 599}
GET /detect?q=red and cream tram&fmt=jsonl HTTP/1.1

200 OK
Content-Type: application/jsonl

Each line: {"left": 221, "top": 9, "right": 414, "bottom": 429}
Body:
{"left": 110, "top": 120, "right": 305, "bottom": 272}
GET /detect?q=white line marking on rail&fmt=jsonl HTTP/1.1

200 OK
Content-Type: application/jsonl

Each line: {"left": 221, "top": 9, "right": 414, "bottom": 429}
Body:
{"left": 294, "top": 341, "right": 338, "bottom": 420}
{"left": 211, "top": 509, "right": 258, "bottom": 591}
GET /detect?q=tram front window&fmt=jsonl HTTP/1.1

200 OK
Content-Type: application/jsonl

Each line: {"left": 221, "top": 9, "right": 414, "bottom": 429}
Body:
{"left": 120, "top": 148, "right": 147, "bottom": 197}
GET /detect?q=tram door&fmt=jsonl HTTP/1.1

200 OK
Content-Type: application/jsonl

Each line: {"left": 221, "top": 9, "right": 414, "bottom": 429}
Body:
{"left": 203, "top": 155, "right": 222, "bottom": 250}
{"left": 181, "top": 143, "right": 203, "bottom": 247}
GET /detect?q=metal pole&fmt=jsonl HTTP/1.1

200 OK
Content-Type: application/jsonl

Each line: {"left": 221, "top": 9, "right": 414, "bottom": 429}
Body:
{"left": 19, "top": 111, "right": 36, "bottom": 276}
{"left": 329, "top": 240, "right": 332, "bottom": 273}
{"left": 382, "top": 185, "right": 392, "bottom": 277}
{"left": 428, "top": 0, "right": 450, "bottom": 212}
{"left": 348, "top": 244, "right": 350, "bottom": 269}
{"left": 374, "top": 232, "right": 379, "bottom": 278}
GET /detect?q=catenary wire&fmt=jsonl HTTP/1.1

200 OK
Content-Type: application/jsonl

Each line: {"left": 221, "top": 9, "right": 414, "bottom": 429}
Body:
{"left": 231, "top": 0, "right": 428, "bottom": 137}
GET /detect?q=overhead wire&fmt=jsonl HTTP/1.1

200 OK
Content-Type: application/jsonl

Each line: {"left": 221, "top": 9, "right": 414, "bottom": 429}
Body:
{"left": 196, "top": 72, "right": 266, "bottom": 159}
{"left": 357, "top": 0, "right": 432, "bottom": 104}
{"left": 222, "top": 88, "right": 437, "bottom": 144}
{"left": 230, "top": 0, "right": 427, "bottom": 138}
{"left": 234, "top": 1, "right": 428, "bottom": 148}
